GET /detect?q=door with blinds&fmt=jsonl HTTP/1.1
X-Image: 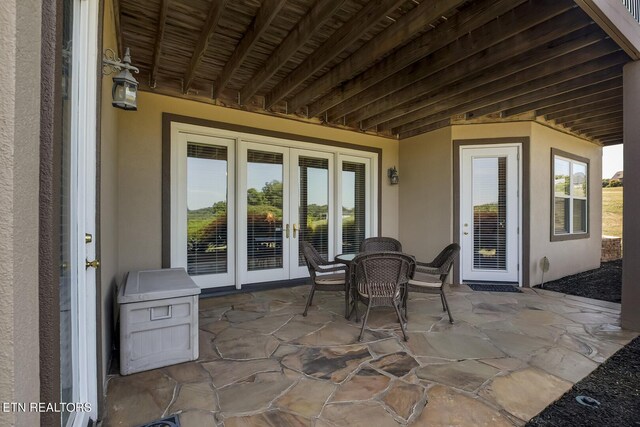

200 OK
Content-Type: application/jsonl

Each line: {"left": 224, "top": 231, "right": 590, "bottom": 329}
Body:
{"left": 461, "top": 146, "right": 520, "bottom": 283}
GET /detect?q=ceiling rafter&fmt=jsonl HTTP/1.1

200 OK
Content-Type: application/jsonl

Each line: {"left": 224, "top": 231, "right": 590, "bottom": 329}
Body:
{"left": 545, "top": 97, "right": 622, "bottom": 121}
{"left": 239, "top": 0, "right": 348, "bottom": 105}
{"left": 328, "top": 0, "right": 578, "bottom": 123}
{"left": 264, "top": 0, "right": 406, "bottom": 109}
{"left": 287, "top": 0, "right": 468, "bottom": 113}
{"left": 361, "top": 18, "right": 601, "bottom": 131}
{"left": 536, "top": 88, "right": 622, "bottom": 117}
{"left": 306, "top": 0, "right": 530, "bottom": 119}
{"left": 213, "top": 0, "right": 287, "bottom": 99}
{"left": 149, "top": 0, "right": 169, "bottom": 88}
{"left": 183, "top": 0, "right": 228, "bottom": 93}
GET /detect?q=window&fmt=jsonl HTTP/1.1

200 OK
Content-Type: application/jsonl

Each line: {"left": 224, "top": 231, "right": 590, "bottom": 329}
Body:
{"left": 551, "top": 149, "right": 589, "bottom": 241}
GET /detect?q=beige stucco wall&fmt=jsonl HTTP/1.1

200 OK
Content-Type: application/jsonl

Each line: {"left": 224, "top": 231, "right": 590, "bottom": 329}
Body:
{"left": 117, "top": 91, "right": 399, "bottom": 277}
{"left": 399, "top": 127, "right": 453, "bottom": 262}
{"left": 529, "top": 122, "right": 602, "bottom": 285}
{"left": 99, "top": 0, "right": 120, "bottom": 386}
{"left": 399, "top": 121, "right": 602, "bottom": 286}
{"left": 0, "top": 0, "right": 41, "bottom": 425}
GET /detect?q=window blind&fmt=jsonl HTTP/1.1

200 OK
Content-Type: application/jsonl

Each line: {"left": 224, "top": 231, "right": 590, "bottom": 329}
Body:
{"left": 298, "top": 157, "right": 329, "bottom": 265}
{"left": 342, "top": 162, "right": 367, "bottom": 254}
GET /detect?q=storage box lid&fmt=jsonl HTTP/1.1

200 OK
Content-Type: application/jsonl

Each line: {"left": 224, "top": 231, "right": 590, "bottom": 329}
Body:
{"left": 118, "top": 268, "right": 201, "bottom": 304}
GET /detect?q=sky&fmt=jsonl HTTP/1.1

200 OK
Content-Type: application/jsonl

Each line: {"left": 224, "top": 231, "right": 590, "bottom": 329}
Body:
{"left": 602, "top": 144, "right": 624, "bottom": 180}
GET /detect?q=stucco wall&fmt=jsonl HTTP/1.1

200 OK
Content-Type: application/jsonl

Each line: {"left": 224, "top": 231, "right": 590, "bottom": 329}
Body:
{"left": 99, "top": 0, "right": 120, "bottom": 387}
{"left": 399, "top": 127, "right": 453, "bottom": 262}
{"left": 399, "top": 121, "right": 602, "bottom": 286}
{"left": 117, "top": 91, "right": 399, "bottom": 278}
{"left": 0, "top": 0, "right": 42, "bottom": 425}
{"left": 529, "top": 123, "right": 602, "bottom": 285}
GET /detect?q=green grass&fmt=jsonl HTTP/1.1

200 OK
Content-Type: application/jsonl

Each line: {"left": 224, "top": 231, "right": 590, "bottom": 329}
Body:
{"left": 602, "top": 186, "right": 623, "bottom": 237}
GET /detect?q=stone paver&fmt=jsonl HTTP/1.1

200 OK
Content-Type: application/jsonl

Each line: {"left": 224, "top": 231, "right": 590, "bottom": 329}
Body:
{"left": 103, "top": 285, "right": 637, "bottom": 426}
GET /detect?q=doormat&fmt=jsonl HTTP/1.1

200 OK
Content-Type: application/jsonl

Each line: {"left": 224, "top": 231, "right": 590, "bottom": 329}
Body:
{"left": 466, "top": 283, "right": 522, "bottom": 293}
{"left": 136, "top": 415, "right": 180, "bottom": 427}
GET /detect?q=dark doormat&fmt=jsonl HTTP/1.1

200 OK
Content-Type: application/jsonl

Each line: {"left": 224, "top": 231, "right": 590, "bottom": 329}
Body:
{"left": 466, "top": 283, "right": 522, "bottom": 293}
{"left": 527, "top": 336, "right": 640, "bottom": 427}
{"left": 136, "top": 415, "right": 180, "bottom": 427}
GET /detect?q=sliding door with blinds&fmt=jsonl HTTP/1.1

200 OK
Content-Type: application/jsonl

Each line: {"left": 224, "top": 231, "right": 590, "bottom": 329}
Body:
{"left": 461, "top": 146, "right": 519, "bottom": 283}
{"left": 171, "top": 133, "right": 235, "bottom": 287}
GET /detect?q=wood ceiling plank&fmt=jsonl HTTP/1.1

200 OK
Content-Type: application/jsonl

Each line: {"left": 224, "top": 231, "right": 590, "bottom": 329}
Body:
{"left": 306, "top": 0, "right": 528, "bottom": 118}
{"left": 553, "top": 106, "right": 623, "bottom": 124}
{"left": 394, "top": 52, "right": 626, "bottom": 135}
{"left": 536, "top": 88, "right": 622, "bottom": 116}
{"left": 545, "top": 97, "right": 621, "bottom": 120}
{"left": 264, "top": 0, "right": 406, "bottom": 109}
{"left": 287, "top": 0, "right": 468, "bottom": 112}
{"left": 397, "top": 70, "right": 623, "bottom": 139}
{"left": 324, "top": 0, "right": 575, "bottom": 121}
{"left": 562, "top": 111, "right": 623, "bottom": 127}
{"left": 149, "top": 0, "right": 170, "bottom": 88}
{"left": 361, "top": 18, "right": 600, "bottom": 130}
{"left": 183, "top": 0, "right": 228, "bottom": 93}
{"left": 239, "top": 0, "right": 347, "bottom": 105}
{"left": 213, "top": 0, "right": 287, "bottom": 98}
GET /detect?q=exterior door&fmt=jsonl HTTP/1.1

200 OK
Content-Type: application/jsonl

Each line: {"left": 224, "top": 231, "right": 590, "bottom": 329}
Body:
{"left": 59, "top": 0, "right": 99, "bottom": 425}
{"left": 461, "top": 146, "right": 520, "bottom": 283}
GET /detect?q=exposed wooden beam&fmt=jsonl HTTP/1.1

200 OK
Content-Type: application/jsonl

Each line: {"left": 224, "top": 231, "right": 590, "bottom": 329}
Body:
{"left": 464, "top": 57, "right": 626, "bottom": 119}
{"left": 536, "top": 88, "right": 622, "bottom": 116}
{"left": 113, "top": 0, "right": 124, "bottom": 55}
{"left": 397, "top": 70, "right": 623, "bottom": 139}
{"left": 554, "top": 107, "right": 623, "bottom": 125}
{"left": 149, "top": 0, "right": 170, "bottom": 88}
{"left": 183, "top": 0, "right": 228, "bottom": 93}
{"left": 545, "top": 97, "right": 621, "bottom": 120}
{"left": 325, "top": 0, "right": 577, "bottom": 122}
{"left": 394, "top": 55, "right": 626, "bottom": 135}
{"left": 306, "top": 0, "right": 528, "bottom": 118}
{"left": 239, "top": 0, "right": 347, "bottom": 105}
{"left": 562, "top": 111, "right": 623, "bottom": 127}
{"left": 596, "top": 135, "right": 623, "bottom": 144}
{"left": 213, "top": 0, "right": 287, "bottom": 99}
{"left": 504, "top": 78, "right": 623, "bottom": 116}
{"left": 572, "top": 119, "right": 623, "bottom": 134}
{"left": 366, "top": 21, "right": 602, "bottom": 131}
{"left": 288, "top": 0, "right": 468, "bottom": 112}
{"left": 264, "top": 0, "right": 405, "bottom": 109}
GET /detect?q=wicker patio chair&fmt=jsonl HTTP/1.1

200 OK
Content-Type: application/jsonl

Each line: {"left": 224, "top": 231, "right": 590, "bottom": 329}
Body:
{"left": 359, "top": 237, "right": 403, "bottom": 252}
{"left": 351, "top": 251, "right": 415, "bottom": 341}
{"left": 300, "top": 241, "right": 349, "bottom": 317}
{"left": 406, "top": 243, "right": 460, "bottom": 324}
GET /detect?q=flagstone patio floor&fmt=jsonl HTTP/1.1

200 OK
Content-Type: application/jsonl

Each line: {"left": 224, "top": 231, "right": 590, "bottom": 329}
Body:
{"left": 103, "top": 284, "right": 638, "bottom": 427}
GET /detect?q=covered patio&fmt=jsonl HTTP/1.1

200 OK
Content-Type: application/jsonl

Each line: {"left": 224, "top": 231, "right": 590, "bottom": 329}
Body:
{"left": 104, "top": 284, "right": 637, "bottom": 426}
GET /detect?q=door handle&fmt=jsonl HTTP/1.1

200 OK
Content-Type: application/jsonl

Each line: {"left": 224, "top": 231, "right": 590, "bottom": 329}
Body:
{"left": 285, "top": 224, "right": 290, "bottom": 238}
{"left": 293, "top": 223, "right": 298, "bottom": 238}
{"left": 86, "top": 259, "right": 100, "bottom": 269}
{"left": 463, "top": 232, "right": 469, "bottom": 235}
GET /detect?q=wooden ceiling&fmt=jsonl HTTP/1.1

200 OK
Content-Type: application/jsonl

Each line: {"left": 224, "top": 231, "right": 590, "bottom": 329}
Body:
{"left": 115, "top": 0, "right": 630, "bottom": 145}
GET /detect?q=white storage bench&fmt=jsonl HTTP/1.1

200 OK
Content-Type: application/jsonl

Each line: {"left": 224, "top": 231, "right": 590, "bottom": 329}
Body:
{"left": 118, "top": 268, "right": 201, "bottom": 375}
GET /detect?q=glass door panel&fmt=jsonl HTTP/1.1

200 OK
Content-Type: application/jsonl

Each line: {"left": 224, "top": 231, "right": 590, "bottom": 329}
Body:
{"left": 290, "top": 150, "right": 333, "bottom": 278}
{"left": 340, "top": 159, "right": 369, "bottom": 254}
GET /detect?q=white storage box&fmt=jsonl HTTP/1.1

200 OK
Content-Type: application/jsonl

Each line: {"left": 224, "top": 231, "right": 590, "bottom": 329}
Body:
{"left": 118, "top": 268, "right": 201, "bottom": 375}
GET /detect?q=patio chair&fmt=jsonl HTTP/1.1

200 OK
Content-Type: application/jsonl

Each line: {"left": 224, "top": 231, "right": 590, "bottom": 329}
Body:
{"left": 359, "top": 237, "right": 403, "bottom": 252}
{"left": 351, "top": 251, "right": 415, "bottom": 341}
{"left": 406, "top": 243, "right": 460, "bottom": 324}
{"left": 300, "top": 241, "right": 349, "bottom": 317}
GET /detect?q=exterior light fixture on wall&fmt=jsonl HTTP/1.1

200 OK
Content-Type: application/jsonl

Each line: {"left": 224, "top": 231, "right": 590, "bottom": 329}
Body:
{"left": 102, "top": 47, "right": 139, "bottom": 110}
{"left": 388, "top": 166, "right": 399, "bottom": 185}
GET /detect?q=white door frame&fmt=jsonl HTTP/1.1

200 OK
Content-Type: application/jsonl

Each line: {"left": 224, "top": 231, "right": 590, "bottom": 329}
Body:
{"left": 459, "top": 144, "right": 522, "bottom": 284}
{"left": 69, "top": 0, "right": 99, "bottom": 424}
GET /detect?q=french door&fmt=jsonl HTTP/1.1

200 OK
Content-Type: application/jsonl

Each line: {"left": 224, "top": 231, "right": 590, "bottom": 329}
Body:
{"left": 460, "top": 146, "right": 520, "bottom": 283}
{"left": 59, "top": 0, "right": 99, "bottom": 425}
{"left": 238, "top": 143, "right": 335, "bottom": 283}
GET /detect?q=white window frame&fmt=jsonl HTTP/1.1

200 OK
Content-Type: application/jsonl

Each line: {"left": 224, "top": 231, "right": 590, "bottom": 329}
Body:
{"left": 552, "top": 150, "right": 589, "bottom": 240}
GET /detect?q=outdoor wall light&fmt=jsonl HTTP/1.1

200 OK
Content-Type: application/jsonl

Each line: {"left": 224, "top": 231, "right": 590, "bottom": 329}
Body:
{"left": 102, "top": 47, "right": 139, "bottom": 111}
{"left": 388, "top": 166, "right": 399, "bottom": 185}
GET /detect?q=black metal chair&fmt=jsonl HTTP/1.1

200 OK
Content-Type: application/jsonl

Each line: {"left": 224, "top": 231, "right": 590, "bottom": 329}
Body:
{"left": 300, "top": 241, "right": 348, "bottom": 317}
{"left": 406, "top": 243, "right": 460, "bottom": 324}
{"left": 359, "top": 237, "right": 403, "bottom": 252}
{"left": 351, "top": 251, "right": 415, "bottom": 341}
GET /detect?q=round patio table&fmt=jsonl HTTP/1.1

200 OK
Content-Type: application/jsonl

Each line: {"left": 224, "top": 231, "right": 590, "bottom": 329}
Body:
{"left": 334, "top": 253, "right": 358, "bottom": 320}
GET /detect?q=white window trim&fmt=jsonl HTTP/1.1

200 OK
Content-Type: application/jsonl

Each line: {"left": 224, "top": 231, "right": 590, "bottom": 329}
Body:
{"left": 552, "top": 152, "right": 589, "bottom": 239}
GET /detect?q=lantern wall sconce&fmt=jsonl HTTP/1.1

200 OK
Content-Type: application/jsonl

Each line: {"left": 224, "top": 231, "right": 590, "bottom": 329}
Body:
{"left": 387, "top": 166, "right": 399, "bottom": 185}
{"left": 102, "top": 47, "right": 140, "bottom": 110}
